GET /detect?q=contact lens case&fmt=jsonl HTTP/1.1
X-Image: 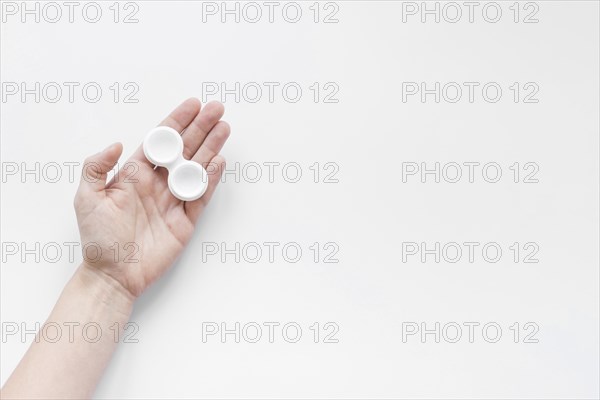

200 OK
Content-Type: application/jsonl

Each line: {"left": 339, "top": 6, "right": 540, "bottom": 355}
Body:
{"left": 143, "top": 126, "right": 208, "bottom": 202}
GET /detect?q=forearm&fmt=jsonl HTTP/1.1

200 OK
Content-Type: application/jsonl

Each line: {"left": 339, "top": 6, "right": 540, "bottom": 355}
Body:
{"left": 1, "top": 264, "right": 134, "bottom": 400}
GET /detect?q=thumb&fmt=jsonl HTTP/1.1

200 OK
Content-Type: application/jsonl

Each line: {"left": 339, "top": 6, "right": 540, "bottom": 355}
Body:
{"left": 78, "top": 142, "right": 123, "bottom": 194}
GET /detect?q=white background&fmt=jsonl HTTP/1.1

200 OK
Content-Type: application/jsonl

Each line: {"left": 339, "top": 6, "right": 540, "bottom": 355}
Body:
{"left": 1, "top": 1, "right": 599, "bottom": 398}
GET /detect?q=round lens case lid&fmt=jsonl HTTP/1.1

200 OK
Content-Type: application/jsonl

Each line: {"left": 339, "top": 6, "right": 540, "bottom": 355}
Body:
{"left": 143, "top": 126, "right": 183, "bottom": 166}
{"left": 143, "top": 126, "right": 208, "bottom": 202}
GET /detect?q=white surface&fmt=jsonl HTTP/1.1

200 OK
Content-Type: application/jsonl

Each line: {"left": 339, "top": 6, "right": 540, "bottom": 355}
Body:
{"left": 1, "top": 1, "right": 599, "bottom": 398}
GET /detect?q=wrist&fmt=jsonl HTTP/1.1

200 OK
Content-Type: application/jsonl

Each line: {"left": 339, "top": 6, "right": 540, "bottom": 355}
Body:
{"left": 75, "top": 263, "right": 136, "bottom": 317}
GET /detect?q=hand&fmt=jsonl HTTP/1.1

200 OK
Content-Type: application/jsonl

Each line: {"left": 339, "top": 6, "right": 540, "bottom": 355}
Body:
{"left": 74, "top": 98, "right": 230, "bottom": 298}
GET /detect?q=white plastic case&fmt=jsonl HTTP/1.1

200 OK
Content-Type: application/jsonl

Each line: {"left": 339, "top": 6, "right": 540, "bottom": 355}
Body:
{"left": 143, "top": 126, "right": 208, "bottom": 201}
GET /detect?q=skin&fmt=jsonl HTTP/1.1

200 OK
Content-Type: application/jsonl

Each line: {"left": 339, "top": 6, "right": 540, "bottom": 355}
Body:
{"left": 1, "top": 98, "right": 230, "bottom": 399}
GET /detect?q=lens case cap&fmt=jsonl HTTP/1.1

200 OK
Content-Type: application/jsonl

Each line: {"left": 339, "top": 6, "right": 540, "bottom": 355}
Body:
{"left": 143, "top": 126, "right": 208, "bottom": 202}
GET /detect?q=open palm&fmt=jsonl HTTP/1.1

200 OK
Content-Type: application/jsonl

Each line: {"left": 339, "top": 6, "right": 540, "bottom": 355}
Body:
{"left": 74, "top": 99, "right": 230, "bottom": 298}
